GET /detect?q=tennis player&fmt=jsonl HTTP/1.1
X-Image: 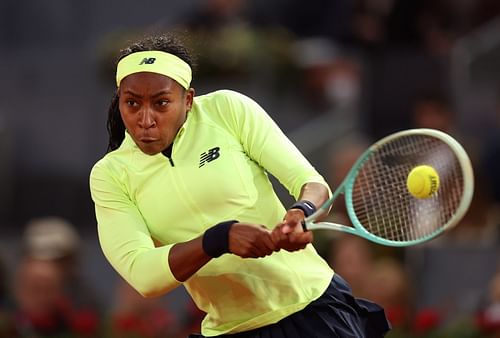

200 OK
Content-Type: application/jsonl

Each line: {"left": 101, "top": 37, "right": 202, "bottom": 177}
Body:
{"left": 89, "top": 33, "right": 390, "bottom": 337}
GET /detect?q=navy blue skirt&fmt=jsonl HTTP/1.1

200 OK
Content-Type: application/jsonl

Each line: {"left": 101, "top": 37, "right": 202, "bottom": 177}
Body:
{"left": 189, "top": 274, "right": 391, "bottom": 338}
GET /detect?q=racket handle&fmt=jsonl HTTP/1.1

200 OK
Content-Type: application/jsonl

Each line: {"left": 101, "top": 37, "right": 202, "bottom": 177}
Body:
{"left": 301, "top": 220, "right": 309, "bottom": 231}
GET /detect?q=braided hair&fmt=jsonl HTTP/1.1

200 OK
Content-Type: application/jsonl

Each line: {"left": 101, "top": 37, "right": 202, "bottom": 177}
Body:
{"left": 106, "top": 34, "right": 195, "bottom": 152}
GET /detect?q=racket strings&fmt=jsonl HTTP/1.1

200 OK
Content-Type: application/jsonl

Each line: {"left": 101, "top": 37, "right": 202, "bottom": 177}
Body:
{"left": 351, "top": 135, "right": 465, "bottom": 242}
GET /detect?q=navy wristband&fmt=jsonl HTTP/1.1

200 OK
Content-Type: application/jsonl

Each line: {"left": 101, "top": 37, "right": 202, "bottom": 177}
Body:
{"left": 202, "top": 220, "right": 238, "bottom": 258}
{"left": 289, "top": 200, "right": 317, "bottom": 217}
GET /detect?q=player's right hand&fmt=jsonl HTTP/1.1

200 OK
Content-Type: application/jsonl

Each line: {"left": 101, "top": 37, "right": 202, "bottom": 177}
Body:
{"left": 228, "top": 223, "right": 278, "bottom": 258}
{"left": 271, "top": 221, "right": 313, "bottom": 252}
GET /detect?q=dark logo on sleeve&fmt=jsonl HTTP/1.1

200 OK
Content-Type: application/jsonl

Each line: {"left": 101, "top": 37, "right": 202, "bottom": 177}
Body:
{"left": 139, "top": 57, "right": 156, "bottom": 65}
{"left": 199, "top": 147, "right": 220, "bottom": 167}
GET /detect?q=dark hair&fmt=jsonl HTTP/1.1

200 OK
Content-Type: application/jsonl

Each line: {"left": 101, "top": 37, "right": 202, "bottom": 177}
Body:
{"left": 106, "top": 33, "right": 195, "bottom": 152}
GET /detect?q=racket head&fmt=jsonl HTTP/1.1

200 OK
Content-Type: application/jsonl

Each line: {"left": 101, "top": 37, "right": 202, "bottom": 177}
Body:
{"left": 342, "top": 128, "right": 474, "bottom": 246}
{"left": 306, "top": 128, "right": 474, "bottom": 247}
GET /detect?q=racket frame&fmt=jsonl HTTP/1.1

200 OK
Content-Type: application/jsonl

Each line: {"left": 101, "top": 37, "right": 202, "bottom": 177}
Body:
{"left": 303, "top": 128, "right": 474, "bottom": 247}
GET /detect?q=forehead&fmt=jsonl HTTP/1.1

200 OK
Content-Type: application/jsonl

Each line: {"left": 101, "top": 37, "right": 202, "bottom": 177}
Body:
{"left": 119, "top": 72, "right": 182, "bottom": 93}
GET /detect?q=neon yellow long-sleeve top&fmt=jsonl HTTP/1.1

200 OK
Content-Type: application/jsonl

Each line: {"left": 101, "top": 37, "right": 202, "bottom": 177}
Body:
{"left": 90, "top": 90, "right": 334, "bottom": 336}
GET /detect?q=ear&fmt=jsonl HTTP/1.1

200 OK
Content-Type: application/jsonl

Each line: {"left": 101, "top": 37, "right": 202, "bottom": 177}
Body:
{"left": 185, "top": 88, "right": 195, "bottom": 111}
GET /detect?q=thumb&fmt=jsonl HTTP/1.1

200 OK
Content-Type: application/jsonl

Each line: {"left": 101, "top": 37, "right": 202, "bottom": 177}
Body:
{"left": 281, "top": 223, "right": 294, "bottom": 234}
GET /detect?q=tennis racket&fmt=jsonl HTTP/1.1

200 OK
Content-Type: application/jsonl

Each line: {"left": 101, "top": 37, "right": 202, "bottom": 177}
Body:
{"left": 303, "top": 128, "right": 474, "bottom": 247}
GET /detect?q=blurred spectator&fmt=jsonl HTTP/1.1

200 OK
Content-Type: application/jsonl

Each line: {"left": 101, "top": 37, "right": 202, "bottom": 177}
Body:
{"left": 108, "top": 280, "right": 177, "bottom": 338}
{"left": 409, "top": 89, "right": 500, "bottom": 246}
{"left": 480, "top": 95, "right": 500, "bottom": 204}
{"left": 310, "top": 134, "right": 370, "bottom": 258}
{"left": 327, "top": 234, "right": 375, "bottom": 299}
{"left": 350, "top": 0, "right": 495, "bottom": 56}
{"left": 274, "top": 40, "right": 366, "bottom": 183}
{"left": 264, "top": 0, "right": 353, "bottom": 41}
{"left": 178, "top": 0, "right": 286, "bottom": 80}
{"left": 351, "top": 0, "right": 395, "bottom": 47}
{"left": 325, "top": 133, "right": 370, "bottom": 224}
{"left": 477, "top": 266, "right": 500, "bottom": 336}
{"left": 411, "top": 89, "right": 455, "bottom": 133}
{"left": 23, "top": 217, "right": 81, "bottom": 262}
{"left": 364, "top": 257, "right": 413, "bottom": 331}
{"left": 183, "top": 0, "right": 249, "bottom": 32}
{"left": 292, "top": 38, "right": 363, "bottom": 114}
{"left": 327, "top": 133, "right": 370, "bottom": 193}
{"left": 411, "top": 306, "right": 443, "bottom": 337}
{"left": 12, "top": 257, "right": 73, "bottom": 336}
{"left": 22, "top": 217, "right": 100, "bottom": 303}
{"left": 443, "top": 173, "right": 500, "bottom": 247}
{"left": 18, "top": 217, "right": 101, "bottom": 336}
{"left": 180, "top": 300, "right": 205, "bottom": 338}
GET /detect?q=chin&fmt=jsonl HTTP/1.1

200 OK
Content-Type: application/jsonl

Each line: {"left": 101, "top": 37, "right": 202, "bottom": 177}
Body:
{"left": 140, "top": 144, "right": 162, "bottom": 156}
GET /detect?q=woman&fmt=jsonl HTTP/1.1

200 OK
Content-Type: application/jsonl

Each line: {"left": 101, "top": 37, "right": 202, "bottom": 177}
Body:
{"left": 90, "top": 33, "right": 390, "bottom": 337}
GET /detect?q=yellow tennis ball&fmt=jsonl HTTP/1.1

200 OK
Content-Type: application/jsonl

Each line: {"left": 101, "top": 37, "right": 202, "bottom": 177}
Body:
{"left": 406, "top": 165, "right": 440, "bottom": 199}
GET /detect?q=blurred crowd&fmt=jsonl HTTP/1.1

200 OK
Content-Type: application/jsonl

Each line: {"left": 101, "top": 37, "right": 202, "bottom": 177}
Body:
{"left": 1, "top": 0, "right": 500, "bottom": 337}
{"left": 0, "top": 217, "right": 204, "bottom": 338}
{"left": 0, "top": 215, "right": 499, "bottom": 338}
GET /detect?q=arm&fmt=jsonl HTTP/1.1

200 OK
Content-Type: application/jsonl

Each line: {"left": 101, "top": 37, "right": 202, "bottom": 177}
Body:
{"left": 91, "top": 162, "right": 277, "bottom": 289}
{"left": 169, "top": 222, "right": 277, "bottom": 282}
{"left": 90, "top": 162, "right": 181, "bottom": 297}
{"left": 219, "top": 91, "right": 331, "bottom": 200}
{"left": 216, "top": 91, "right": 332, "bottom": 250}
{"left": 284, "top": 181, "right": 331, "bottom": 232}
{"left": 168, "top": 237, "right": 210, "bottom": 282}
{"left": 297, "top": 181, "right": 330, "bottom": 209}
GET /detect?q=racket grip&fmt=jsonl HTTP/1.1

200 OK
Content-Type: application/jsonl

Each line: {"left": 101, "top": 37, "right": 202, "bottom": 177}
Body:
{"left": 301, "top": 220, "right": 309, "bottom": 231}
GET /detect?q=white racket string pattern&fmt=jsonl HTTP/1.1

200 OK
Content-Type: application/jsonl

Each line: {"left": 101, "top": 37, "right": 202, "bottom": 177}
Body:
{"left": 303, "top": 129, "right": 474, "bottom": 247}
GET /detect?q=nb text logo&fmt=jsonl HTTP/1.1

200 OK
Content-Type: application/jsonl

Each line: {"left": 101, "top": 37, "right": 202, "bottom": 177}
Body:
{"left": 139, "top": 57, "right": 156, "bottom": 65}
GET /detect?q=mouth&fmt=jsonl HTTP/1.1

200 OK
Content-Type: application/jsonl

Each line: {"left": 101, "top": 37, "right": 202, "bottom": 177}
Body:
{"left": 139, "top": 136, "right": 158, "bottom": 143}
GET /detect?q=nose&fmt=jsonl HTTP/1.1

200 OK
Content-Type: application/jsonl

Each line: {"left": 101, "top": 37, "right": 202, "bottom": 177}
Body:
{"left": 138, "top": 108, "right": 156, "bottom": 129}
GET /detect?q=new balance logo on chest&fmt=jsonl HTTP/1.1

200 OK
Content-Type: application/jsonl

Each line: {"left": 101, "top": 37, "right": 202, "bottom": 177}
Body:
{"left": 199, "top": 147, "right": 220, "bottom": 167}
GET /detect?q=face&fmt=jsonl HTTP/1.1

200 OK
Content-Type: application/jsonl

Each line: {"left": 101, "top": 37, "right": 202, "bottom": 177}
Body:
{"left": 14, "top": 259, "right": 64, "bottom": 316}
{"left": 118, "top": 72, "right": 194, "bottom": 155}
{"left": 413, "top": 101, "right": 451, "bottom": 132}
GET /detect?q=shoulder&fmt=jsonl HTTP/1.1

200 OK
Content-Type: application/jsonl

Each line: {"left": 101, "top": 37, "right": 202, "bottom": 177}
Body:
{"left": 190, "top": 90, "right": 270, "bottom": 137}
{"left": 192, "top": 90, "right": 264, "bottom": 124}
{"left": 89, "top": 154, "right": 115, "bottom": 183}
{"left": 194, "top": 89, "right": 259, "bottom": 109}
{"left": 89, "top": 148, "right": 129, "bottom": 182}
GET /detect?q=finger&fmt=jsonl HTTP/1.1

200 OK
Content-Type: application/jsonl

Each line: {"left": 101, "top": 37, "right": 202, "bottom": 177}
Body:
{"left": 281, "top": 223, "right": 293, "bottom": 234}
{"left": 244, "top": 228, "right": 273, "bottom": 257}
{"left": 256, "top": 231, "right": 277, "bottom": 256}
{"left": 289, "top": 231, "right": 313, "bottom": 245}
{"left": 281, "top": 220, "right": 305, "bottom": 234}
{"left": 272, "top": 225, "right": 286, "bottom": 239}
{"left": 242, "top": 245, "right": 260, "bottom": 258}
{"left": 275, "top": 230, "right": 290, "bottom": 249}
{"left": 261, "top": 232, "right": 278, "bottom": 253}
{"left": 274, "top": 221, "right": 286, "bottom": 229}
{"left": 283, "top": 209, "right": 305, "bottom": 224}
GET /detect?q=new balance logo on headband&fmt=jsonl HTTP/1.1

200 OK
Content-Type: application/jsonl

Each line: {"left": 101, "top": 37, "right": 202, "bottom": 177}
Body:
{"left": 139, "top": 57, "right": 156, "bottom": 65}
{"left": 199, "top": 147, "right": 220, "bottom": 167}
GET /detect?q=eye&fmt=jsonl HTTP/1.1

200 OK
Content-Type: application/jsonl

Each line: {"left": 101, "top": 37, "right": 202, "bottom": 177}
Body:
{"left": 157, "top": 99, "right": 169, "bottom": 106}
{"left": 126, "top": 99, "right": 138, "bottom": 107}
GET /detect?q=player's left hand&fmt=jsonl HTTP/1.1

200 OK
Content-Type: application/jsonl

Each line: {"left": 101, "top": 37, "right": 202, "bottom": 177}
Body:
{"left": 271, "top": 209, "right": 313, "bottom": 252}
